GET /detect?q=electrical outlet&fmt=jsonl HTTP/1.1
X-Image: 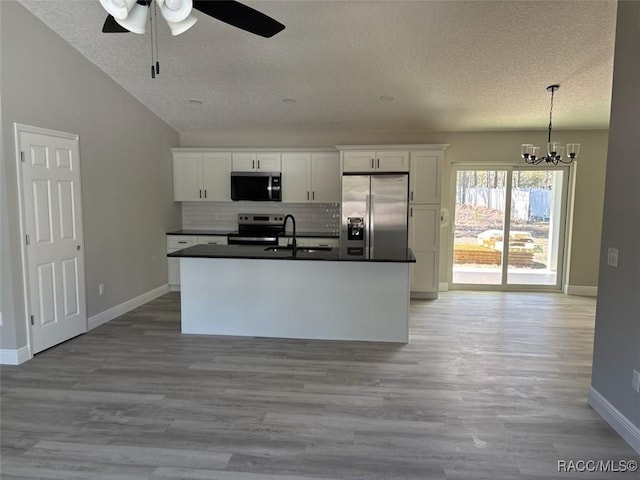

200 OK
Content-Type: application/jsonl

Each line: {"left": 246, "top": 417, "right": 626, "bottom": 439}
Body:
{"left": 99, "top": 284, "right": 105, "bottom": 296}
{"left": 632, "top": 370, "right": 640, "bottom": 393}
{"left": 607, "top": 247, "right": 618, "bottom": 267}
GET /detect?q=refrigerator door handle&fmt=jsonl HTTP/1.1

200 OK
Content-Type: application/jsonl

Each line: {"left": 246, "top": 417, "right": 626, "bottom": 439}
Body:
{"left": 369, "top": 194, "right": 375, "bottom": 250}
{"left": 365, "top": 195, "right": 371, "bottom": 251}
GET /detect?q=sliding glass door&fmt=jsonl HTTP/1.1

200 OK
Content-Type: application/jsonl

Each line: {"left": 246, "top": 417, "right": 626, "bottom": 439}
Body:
{"left": 451, "top": 165, "right": 569, "bottom": 290}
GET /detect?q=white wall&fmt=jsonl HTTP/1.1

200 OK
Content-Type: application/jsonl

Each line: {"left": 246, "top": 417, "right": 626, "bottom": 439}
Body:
{"left": 181, "top": 129, "right": 608, "bottom": 290}
{"left": 590, "top": 0, "right": 640, "bottom": 449}
{"left": 0, "top": 2, "right": 181, "bottom": 351}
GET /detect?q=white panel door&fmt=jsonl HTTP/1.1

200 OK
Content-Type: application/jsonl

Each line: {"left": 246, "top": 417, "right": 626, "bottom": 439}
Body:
{"left": 409, "top": 151, "right": 441, "bottom": 204}
{"left": 408, "top": 204, "right": 440, "bottom": 293}
{"left": 343, "top": 151, "right": 375, "bottom": 172}
{"left": 256, "top": 153, "right": 281, "bottom": 171}
{"left": 231, "top": 153, "right": 257, "bottom": 171}
{"left": 376, "top": 151, "right": 409, "bottom": 172}
{"left": 311, "top": 152, "right": 340, "bottom": 203}
{"left": 20, "top": 129, "right": 87, "bottom": 354}
{"left": 282, "top": 153, "right": 311, "bottom": 202}
{"left": 173, "top": 152, "right": 202, "bottom": 201}
{"left": 202, "top": 152, "right": 231, "bottom": 201}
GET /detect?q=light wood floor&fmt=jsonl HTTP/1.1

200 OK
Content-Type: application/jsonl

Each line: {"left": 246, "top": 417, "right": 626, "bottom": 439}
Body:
{"left": 1, "top": 291, "right": 638, "bottom": 479}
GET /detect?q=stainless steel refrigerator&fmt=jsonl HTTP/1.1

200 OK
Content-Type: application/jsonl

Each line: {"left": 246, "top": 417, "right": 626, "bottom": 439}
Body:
{"left": 340, "top": 174, "right": 409, "bottom": 257}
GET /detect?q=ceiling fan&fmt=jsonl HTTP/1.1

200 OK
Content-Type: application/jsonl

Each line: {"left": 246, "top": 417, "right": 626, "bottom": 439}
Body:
{"left": 100, "top": 0, "right": 285, "bottom": 37}
{"left": 99, "top": 0, "right": 285, "bottom": 77}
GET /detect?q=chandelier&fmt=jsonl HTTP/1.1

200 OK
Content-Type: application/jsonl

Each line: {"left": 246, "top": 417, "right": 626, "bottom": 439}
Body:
{"left": 521, "top": 85, "right": 580, "bottom": 165}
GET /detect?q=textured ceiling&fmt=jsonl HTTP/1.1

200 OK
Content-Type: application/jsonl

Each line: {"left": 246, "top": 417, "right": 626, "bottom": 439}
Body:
{"left": 18, "top": 0, "right": 617, "bottom": 134}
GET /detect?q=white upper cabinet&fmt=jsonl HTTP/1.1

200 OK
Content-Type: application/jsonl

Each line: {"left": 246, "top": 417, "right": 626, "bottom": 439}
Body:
{"left": 232, "top": 152, "right": 281, "bottom": 172}
{"left": 311, "top": 152, "right": 340, "bottom": 202}
{"left": 282, "top": 152, "right": 339, "bottom": 203}
{"left": 202, "top": 153, "right": 232, "bottom": 201}
{"left": 409, "top": 151, "right": 442, "bottom": 204}
{"left": 282, "top": 153, "right": 312, "bottom": 202}
{"left": 173, "top": 151, "right": 231, "bottom": 202}
{"left": 173, "top": 153, "right": 203, "bottom": 201}
{"left": 343, "top": 150, "right": 409, "bottom": 172}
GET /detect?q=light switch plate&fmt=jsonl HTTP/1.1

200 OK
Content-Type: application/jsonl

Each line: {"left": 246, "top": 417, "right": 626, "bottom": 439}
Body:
{"left": 633, "top": 370, "right": 640, "bottom": 393}
{"left": 607, "top": 247, "right": 618, "bottom": 267}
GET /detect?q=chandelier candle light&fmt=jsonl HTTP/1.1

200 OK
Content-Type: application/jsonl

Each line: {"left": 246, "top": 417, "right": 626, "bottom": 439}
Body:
{"left": 521, "top": 85, "right": 580, "bottom": 165}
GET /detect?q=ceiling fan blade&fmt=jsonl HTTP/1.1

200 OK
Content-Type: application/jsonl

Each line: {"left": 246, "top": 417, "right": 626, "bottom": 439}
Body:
{"left": 102, "top": 14, "right": 131, "bottom": 33}
{"left": 193, "top": 0, "right": 285, "bottom": 38}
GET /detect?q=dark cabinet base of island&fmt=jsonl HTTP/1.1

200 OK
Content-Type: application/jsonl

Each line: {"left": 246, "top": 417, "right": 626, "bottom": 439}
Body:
{"left": 175, "top": 248, "right": 414, "bottom": 343}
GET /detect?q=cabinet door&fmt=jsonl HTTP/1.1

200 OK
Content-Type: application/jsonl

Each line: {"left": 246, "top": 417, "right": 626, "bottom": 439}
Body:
{"left": 343, "top": 151, "right": 375, "bottom": 172}
{"left": 256, "top": 153, "right": 281, "bottom": 171}
{"left": 410, "top": 151, "right": 442, "bottom": 204}
{"left": 202, "top": 153, "right": 232, "bottom": 201}
{"left": 408, "top": 205, "right": 440, "bottom": 294}
{"left": 173, "top": 153, "right": 202, "bottom": 201}
{"left": 376, "top": 151, "right": 409, "bottom": 172}
{"left": 282, "top": 153, "right": 312, "bottom": 202}
{"left": 232, "top": 153, "right": 257, "bottom": 171}
{"left": 311, "top": 153, "right": 340, "bottom": 203}
{"left": 197, "top": 236, "right": 228, "bottom": 245}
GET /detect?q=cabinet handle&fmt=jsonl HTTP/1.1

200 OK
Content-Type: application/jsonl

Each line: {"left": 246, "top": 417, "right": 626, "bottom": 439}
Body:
{"left": 257, "top": 160, "right": 260, "bottom": 169}
{"left": 199, "top": 190, "right": 202, "bottom": 198}
{"left": 410, "top": 191, "right": 414, "bottom": 202}
{"left": 204, "top": 190, "right": 207, "bottom": 199}
{"left": 307, "top": 191, "right": 310, "bottom": 200}
{"left": 410, "top": 207, "right": 413, "bottom": 217}
{"left": 252, "top": 160, "right": 255, "bottom": 169}
{"left": 371, "top": 158, "right": 374, "bottom": 169}
{"left": 377, "top": 158, "right": 380, "bottom": 168}
{"left": 312, "top": 191, "right": 315, "bottom": 200}
{"left": 178, "top": 241, "right": 188, "bottom": 244}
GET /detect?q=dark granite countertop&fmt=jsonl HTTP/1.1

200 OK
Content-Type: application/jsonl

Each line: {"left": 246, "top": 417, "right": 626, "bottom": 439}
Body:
{"left": 167, "top": 244, "right": 415, "bottom": 263}
{"left": 167, "top": 230, "right": 338, "bottom": 238}
{"left": 280, "top": 231, "right": 339, "bottom": 238}
{"left": 167, "top": 230, "right": 236, "bottom": 236}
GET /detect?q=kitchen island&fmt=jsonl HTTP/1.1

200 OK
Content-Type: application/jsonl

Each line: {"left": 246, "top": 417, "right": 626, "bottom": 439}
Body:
{"left": 168, "top": 244, "right": 415, "bottom": 343}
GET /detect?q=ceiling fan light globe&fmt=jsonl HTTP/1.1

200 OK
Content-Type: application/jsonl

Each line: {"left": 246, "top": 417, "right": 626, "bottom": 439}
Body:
{"left": 99, "top": 0, "right": 137, "bottom": 20}
{"left": 157, "top": 0, "right": 193, "bottom": 23}
{"left": 115, "top": 3, "right": 149, "bottom": 34}
{"left": 166, "top": 15, "right": 198, "bottom": 36}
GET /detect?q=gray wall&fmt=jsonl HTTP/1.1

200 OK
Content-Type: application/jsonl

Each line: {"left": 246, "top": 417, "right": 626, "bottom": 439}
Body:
{"left": 181, "top": 129, "right": 609, "bottom": 290}
{"left": 591, "top": 0, "right": 640, "bottom": 430}
{"left": 0, "top": 2, "right": 181, "bottom": 351}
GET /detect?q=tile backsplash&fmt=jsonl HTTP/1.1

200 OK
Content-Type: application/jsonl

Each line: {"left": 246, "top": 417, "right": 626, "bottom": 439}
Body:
{"left": 182, "top": 202, "right": 340, "bottom": 234}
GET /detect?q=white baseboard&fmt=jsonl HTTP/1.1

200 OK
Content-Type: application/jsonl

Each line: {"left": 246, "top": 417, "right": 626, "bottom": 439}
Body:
{"left": 0, "top": 345, "right": 31, "bottom": 365}
{"left": 169, "top": 285, "right": 181, "bottom": 292}
{"left": 88, "top": 284, "right": 170, "bottom": 330}
{"left": 439, "top": 282, "right": 449, "bottom": 292}
{"left": 564, "top": 284, "right": 598, "bottom": 297}
{"left": 588, "top": 386, "right": 640, "bottom": 454}
{"left": 411, "top": 291, "right": 438, "bottom": 300}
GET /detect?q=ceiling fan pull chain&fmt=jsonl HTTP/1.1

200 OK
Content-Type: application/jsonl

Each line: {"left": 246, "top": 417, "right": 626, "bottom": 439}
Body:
{"left": 154, "top": 0, "right": 160, "bottom": 75}
{"left": 149, "top": 1, "right": 156, "bottom": 78}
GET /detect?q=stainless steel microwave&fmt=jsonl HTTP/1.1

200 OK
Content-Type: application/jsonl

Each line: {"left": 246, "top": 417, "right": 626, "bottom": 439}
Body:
{"left": 230, "top": 172, "right": 282, "bottom": 202}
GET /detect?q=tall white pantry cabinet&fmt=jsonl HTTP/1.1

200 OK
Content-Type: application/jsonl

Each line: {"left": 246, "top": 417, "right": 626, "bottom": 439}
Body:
{"left": 338, "top": 145, "right": 446, "bottom": 299}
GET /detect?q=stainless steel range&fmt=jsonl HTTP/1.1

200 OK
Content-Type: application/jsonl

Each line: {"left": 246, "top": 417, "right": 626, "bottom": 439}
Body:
{"left": 227, "top": 213, "right": 286, "bottom": 246}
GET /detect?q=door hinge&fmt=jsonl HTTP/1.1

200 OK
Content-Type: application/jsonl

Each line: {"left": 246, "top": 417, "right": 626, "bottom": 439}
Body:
{"left": 30, "top": 315, "right": 34, "bottom": 326}
{"left": 20, "top": 151, "right": 25, "bottom": 163}
{"left": 25, "top": 234, "right": 30, "bottom": 245}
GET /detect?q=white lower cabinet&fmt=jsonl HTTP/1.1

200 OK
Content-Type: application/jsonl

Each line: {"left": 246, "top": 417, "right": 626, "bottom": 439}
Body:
{"left": 408, "top": 204, "right": 440, "bottom": 298}
{"left": 167, "top": 235, "right": 228, "bottom": 289}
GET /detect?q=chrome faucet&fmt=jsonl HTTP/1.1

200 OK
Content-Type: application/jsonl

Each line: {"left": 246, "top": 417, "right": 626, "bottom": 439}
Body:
{"left": 283, "top": 214, "right": 297, "bottom": 255}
